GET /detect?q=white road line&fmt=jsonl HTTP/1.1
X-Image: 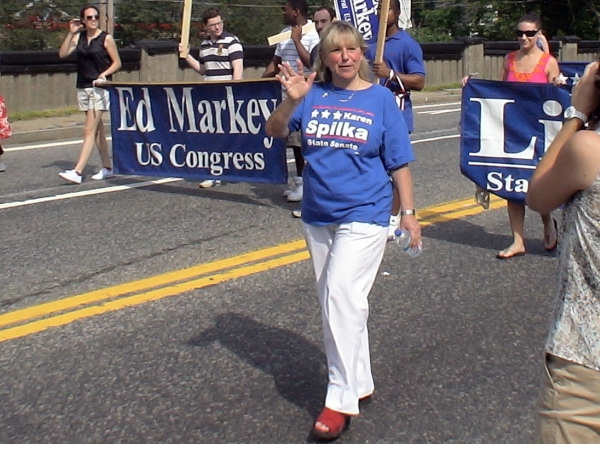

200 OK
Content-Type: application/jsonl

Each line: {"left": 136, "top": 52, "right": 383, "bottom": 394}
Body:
{"left": 5, "top": 137, "right": 112, "bottom": 152}
{"left": 0, "top": 177, "right": 182, "bottom": 211}
{"left": 412, "top": 134, "right": 460, "bottom": 144}
{"left": 1, "top": 134, "right": 460, "bottom": 211}
{"left": 413, "top": 101, "right": 460, "bottom": 109}
{"left": 418, "top": 108, "right": 461, "bottom": 115}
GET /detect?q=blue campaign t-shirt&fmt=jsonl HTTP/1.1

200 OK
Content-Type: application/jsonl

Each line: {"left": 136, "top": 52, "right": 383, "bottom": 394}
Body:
{"left": 288, "top": 83, "right": 415, "bottom": 227}
{"left": 365, "top": 30, "right": 426, "bottom": 133}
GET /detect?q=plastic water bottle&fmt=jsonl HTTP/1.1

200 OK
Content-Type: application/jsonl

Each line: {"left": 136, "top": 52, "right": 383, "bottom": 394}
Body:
{"left": 394, "top": 229, "right": 422, "bottom": 257}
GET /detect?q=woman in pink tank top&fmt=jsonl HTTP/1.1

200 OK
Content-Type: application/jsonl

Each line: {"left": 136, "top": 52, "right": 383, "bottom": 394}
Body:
{"left": 495, "top": 14, "right": 562, "bottom": 258}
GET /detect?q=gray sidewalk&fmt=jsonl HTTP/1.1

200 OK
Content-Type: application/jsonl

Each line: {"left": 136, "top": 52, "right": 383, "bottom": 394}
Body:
{"left": 5, "top": 88, "right": 462, "bottom": 146}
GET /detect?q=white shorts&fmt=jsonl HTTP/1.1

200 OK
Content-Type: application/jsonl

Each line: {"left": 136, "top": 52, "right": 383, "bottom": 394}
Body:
{"left": 77, "top": 87, "right": 109, "bottom": 112}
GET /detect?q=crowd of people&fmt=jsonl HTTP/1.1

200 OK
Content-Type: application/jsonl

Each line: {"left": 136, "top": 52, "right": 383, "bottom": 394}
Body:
{"left": 0, "top": 0, "right": 598, "bottom": 444}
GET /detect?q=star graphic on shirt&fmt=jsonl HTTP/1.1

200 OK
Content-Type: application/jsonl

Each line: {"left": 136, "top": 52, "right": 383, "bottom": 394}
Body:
{"left": 311, "top": 110, "right": 320, "bottom": 118}
{"left": 333, "top": 111, "right": 343, "bottom": 120}
{"left": 321, "top": 110, "right": 331, "bottom": 119}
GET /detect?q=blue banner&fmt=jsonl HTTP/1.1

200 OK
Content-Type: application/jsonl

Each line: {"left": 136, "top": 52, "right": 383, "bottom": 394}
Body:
{"left": 460, "top": 79, "right": 572, "bottom": 203}
{"left": 558, "top": 61, "right": 589, "bottom": 86}
{"left": 108, "top": 80, "right": 287, "bottom": 184}
{"left": 333, "top": 0, "right": 412, "bottom": 43}
{"left": 334, "top": 0, "right": 379, "bottom": 44}
{"left": 460, "top": 61, "right": 592, "bottom": 203}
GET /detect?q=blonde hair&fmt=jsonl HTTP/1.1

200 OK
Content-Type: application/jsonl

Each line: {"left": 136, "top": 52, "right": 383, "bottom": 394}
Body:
{"left": 313, "top": 21, "right": 372, "bottom": 83}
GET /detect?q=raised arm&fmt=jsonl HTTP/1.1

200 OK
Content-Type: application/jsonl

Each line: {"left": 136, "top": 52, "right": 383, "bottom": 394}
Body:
{"left": 265, "top": 61, "right": 315, "bottom": 138}
{"left": 178, "top": 43, "right": 204, "bottom": 74}
{"left": 58, "top": 20, "right": 82, "bottom": 58}
{"left": 290, "top": 25, "right": 312, "bottom": 68}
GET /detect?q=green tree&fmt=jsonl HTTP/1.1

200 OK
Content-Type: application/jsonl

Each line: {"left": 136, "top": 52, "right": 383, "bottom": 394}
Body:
{"left": 3, "top": 0, "right": 600, "bottom": 50}
{"left": 542, "top": 0, "right": 600, "bottom": 40}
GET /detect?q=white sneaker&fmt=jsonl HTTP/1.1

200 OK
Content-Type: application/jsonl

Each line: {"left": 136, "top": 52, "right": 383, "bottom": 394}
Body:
{"left": 388, "top": 214, "right": 399, "bottom": 241}
{"left": 291, "top": 209, "right": 302, "bottom": 218}
{"left": 283, "top": 188, "right": 292, "bottom": 197}
{"left": 199, "top": 180, "right": 222, "bottom": 188}
{"left": 287, "top": 176, "right": 303, "bottom": 202}
{"left": 91, "top": 168, "right": 114, "bottom": 180}
{"left": 59, "top": 169, "right": 82, "bottom": 184}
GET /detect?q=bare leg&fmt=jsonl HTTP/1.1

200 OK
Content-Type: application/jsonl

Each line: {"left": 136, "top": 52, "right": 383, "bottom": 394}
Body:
{"left": 74, "top": 110, "right": 104, "bottom": 174}
{"left": 95, "top": 119, "right": 112, "bottom": 169}
{"left": 498, "top": 200, "right": 526, "bottom": 258}
{"left": 541, "top": 213, "right": 557, "bottom": 251}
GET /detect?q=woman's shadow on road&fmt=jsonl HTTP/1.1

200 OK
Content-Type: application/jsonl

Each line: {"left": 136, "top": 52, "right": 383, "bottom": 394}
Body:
{"left": 187, "top": 312, "right": 327, "bottom": 419}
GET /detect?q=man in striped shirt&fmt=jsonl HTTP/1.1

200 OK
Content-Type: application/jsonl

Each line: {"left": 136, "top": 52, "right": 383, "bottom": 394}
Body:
{"left": 180, "top": 7, "right": 244, "bottom": 188}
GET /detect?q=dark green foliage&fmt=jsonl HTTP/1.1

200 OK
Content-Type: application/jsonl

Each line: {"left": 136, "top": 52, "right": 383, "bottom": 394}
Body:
{"left": 1, "top": 0, "right": 600, "bottom": 51}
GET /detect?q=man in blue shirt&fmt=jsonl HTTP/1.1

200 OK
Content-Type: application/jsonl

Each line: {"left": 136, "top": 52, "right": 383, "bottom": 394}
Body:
{"left": 365, "top": 0, "right": 425, "bottom": 239}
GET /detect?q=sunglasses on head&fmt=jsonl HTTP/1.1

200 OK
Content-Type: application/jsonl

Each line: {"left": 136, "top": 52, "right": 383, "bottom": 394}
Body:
{"left": 86, "top": 14, "right": 99, "bottom": 20}
{"left": 515, "top": 29, "right": 538, "bottom": 38}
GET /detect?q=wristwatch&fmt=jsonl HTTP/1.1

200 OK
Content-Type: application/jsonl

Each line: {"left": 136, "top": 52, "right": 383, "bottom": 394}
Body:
{"left": 564, "top": 106, "right": 588, "bottom": 123}
{"left": 401, "top": 209, "right": 416, "bottom": 216}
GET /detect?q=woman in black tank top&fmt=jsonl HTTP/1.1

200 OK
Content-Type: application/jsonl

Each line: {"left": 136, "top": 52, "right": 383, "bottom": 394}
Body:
{"left": 57, "top": 4, "right": 121, "bottom": 184}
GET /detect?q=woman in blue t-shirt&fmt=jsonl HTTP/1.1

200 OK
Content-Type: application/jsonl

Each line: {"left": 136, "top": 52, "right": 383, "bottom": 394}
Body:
{"left": 266, "top": 20, "right": 420, "bottom": 441}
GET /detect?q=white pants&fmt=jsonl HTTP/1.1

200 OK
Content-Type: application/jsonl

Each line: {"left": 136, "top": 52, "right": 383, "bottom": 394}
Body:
{"left": 302, "top": 222, "right": 388, "bottom": 415}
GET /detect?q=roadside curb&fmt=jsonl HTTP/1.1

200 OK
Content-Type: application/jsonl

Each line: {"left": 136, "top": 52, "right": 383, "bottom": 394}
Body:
{"left": 9, "top": 126, "right": 86, "bottom": 146}
{"left": 412, "top": 90, "right": 462, "bottom": 105}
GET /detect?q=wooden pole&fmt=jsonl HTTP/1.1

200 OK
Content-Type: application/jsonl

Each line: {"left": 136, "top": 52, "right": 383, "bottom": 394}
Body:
{"left": 107, "top": 0, "right": 114, "bottom": 35}
{"left": 373, "top": 0, "right": 390, "bottom": 65}
{"left": 179, "top": 0, "right": 193, "bottom": 58}
{"left": 98, "top": 1, "right": 108, "bottom": 32}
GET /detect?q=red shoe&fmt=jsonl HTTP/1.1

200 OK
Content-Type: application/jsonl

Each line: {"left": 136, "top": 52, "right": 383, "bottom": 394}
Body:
{"left": 312, "top": 407, "right": 351, "bottom": 440}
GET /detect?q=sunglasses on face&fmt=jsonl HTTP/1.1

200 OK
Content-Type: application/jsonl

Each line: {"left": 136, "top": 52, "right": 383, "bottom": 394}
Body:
{"left": 86, "top": 14, "right": 99, "bottom": 20}
{"left": 515, "top": 29, "right": 538, "bottom": 38}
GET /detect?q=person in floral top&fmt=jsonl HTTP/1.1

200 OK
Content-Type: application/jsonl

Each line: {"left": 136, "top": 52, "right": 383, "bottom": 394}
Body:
{"left": 527, "top": 60, "right": 600, "bottom": 444}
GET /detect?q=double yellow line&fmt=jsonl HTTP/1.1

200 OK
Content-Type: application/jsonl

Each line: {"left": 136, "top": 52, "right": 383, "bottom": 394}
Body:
{"left": 0, "top": 195, "right": 505, "bottom": 343}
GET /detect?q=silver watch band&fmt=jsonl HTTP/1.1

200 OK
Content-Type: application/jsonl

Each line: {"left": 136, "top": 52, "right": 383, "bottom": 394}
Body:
{"left": 401, "top": 209, "right": 416, "bottom": 216}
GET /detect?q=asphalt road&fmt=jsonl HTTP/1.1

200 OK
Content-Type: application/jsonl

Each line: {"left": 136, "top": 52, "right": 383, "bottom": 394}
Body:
{"left": 0, "top": 101, "right": 559, "bottom": 443}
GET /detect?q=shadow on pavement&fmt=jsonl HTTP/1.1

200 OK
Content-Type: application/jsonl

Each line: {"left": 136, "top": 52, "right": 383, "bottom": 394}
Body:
{"left": 187, "top": 313, "right": 328, "bottom": 419}
{"left": 422, "top": 217, "right": 558, "bottom": 257}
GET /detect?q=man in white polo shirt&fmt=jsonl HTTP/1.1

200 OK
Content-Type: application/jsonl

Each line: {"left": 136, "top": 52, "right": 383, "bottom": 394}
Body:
{"left": 262, "top": 0, "right": 320, "bottom": 203}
